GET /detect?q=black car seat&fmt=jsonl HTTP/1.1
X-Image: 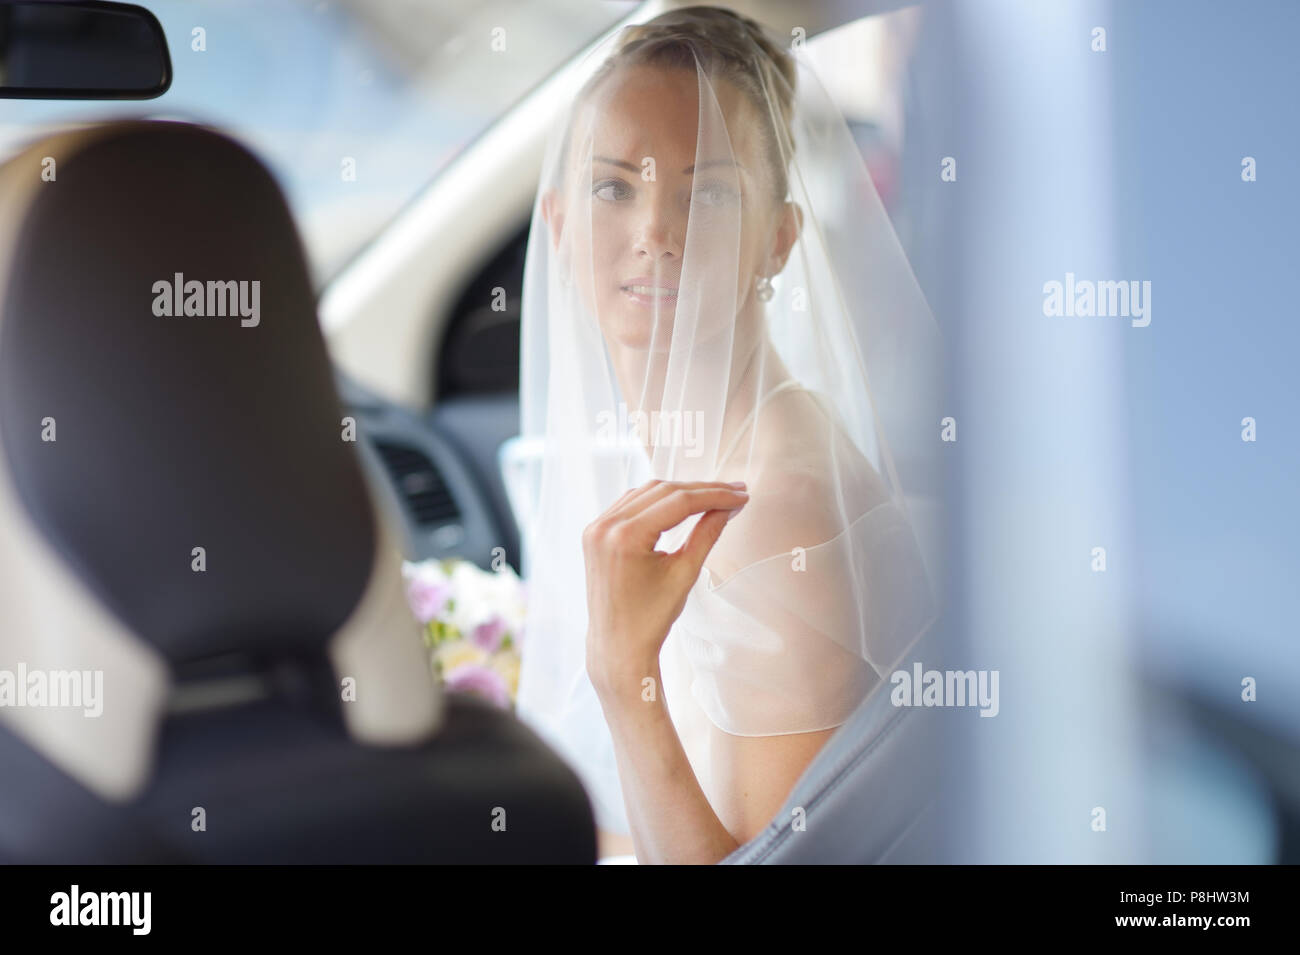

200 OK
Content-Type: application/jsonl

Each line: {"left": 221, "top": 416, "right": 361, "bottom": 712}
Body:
{"left": 0, "top": 120, "right": 595, "bottom": 863}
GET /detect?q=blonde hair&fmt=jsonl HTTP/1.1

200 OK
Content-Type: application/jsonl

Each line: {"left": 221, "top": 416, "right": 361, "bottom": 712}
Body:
{"left": 563, "top": 5, "right": 797, "bottom": 204}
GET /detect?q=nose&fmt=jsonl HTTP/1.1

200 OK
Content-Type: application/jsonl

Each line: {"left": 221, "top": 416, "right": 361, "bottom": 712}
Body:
{"left": 632, "top": 190, "right": 685, "bottom": 265}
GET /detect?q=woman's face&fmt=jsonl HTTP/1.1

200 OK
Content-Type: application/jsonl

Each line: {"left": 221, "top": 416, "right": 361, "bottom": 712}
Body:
{"left": 544, "top": 64, "right": 786, "bottom": 352}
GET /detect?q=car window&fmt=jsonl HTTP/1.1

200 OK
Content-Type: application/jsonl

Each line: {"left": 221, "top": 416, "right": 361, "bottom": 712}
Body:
{"left": 0, "top": 0, "right": 638, "bottom": 288}
{"left": 803, "top": 9, "right": 925, "bottom": 236}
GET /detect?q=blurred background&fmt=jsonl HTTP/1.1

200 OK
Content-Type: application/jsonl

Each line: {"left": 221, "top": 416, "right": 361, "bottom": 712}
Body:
{"left": 927, "top": 0, "right": 1299, "bottom": 863}
{"left": 0, "top": 0, "right": 916, "bottom": 286}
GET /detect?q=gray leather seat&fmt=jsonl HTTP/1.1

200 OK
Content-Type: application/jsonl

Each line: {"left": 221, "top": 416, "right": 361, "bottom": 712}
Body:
{"left": 0, "top": 120, "right": 595, "bottom": 863}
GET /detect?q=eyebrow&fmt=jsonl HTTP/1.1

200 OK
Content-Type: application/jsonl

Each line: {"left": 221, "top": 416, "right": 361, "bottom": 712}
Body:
{"left": 593, "top": 156, "right": 746, "bottom": 175}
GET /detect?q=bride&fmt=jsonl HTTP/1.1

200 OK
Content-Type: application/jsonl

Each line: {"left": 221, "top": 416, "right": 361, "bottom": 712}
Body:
{"left": 513, "top": 5, "right": 941, "bottom": 864}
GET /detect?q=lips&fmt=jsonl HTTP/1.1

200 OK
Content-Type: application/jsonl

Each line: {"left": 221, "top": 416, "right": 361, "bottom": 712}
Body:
{"left": 620, "top": 275, "right": 680, "bottom": 306}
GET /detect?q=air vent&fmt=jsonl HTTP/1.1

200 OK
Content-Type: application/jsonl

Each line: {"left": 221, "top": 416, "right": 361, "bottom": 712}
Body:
{"left": 371, "top": 439, "right": 461, "bottom": 527}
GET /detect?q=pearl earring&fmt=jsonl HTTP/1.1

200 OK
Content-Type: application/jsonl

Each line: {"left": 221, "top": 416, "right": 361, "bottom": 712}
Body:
{"left": 755, "top": 274, "right": 774, "bottom": 302}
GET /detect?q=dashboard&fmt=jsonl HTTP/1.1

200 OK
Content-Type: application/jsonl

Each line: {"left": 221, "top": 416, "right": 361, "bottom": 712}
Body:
{"left": 334, "top": 369, "right": 519, "bottom": 573}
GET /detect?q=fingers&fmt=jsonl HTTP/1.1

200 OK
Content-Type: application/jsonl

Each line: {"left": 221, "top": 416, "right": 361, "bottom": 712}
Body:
{"left": 634, "top": 484, "right": 748, "bottom": 537}
{"left": 679, "top": 506, "right": 732, "bottom": 575}
{"left": 585, "top": 481, "right": 666, "bottom": 554}
{"left": 605, "top": 484, "right": 646, "bottom": 517}
{"left": 588, "top": 480, "right": 748, "bottom": 555}
{"left": 607, "top": 478, "right": 745, "bottom": 523}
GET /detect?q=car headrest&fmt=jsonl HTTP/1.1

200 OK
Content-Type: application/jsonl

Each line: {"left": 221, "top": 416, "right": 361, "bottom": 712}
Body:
{"left": 0, "top": 121, "right": 442, "bottom": 802}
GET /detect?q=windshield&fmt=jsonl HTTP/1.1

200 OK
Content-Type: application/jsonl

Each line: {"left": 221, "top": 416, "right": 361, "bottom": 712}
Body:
{"left": 0, "top": 0, "right": 638, "bottom": 288}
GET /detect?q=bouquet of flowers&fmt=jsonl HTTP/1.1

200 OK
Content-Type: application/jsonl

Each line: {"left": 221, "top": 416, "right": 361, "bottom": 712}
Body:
{"left": 401, "top": 556, "right": 526, "bottom": 710}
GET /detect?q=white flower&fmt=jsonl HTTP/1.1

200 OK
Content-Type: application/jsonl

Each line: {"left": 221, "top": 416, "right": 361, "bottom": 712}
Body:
{"left": 445, "top": 561, "right": 496, "bottom": 635}
{"left": 485, "top": 563, "right": 527, "bottom": 634}
{"left": 402, "top": 558, "right": 451, "bottom": 589}
{"left": 403, "top": 557, "right": 527, "bottom": 643}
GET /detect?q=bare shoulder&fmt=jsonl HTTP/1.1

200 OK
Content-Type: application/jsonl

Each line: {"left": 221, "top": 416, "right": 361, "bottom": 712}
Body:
{"left": 709, "top": 387, "right": 888, "bottom": 577}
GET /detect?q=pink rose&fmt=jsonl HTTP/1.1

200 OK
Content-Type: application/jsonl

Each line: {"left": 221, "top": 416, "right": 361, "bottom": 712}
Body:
{"left": 470, "top": 614, "right": 508, "bottom": 653}
{"left": 406, "top": 577, "right": 451, "bottom": 624}
{"left": 444, "top": 663, "right": 510, "bottom": 708}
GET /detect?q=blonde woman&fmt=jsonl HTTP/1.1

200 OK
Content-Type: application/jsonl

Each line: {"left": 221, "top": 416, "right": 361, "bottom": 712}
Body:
{"left": 515, "top": 6, "right": 941, "bottom": 864}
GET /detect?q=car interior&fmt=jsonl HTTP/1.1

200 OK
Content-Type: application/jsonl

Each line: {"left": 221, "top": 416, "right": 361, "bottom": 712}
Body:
{"left": 0, "top": 0, "right": 952, "bottom": 866}
{"left": 1, "top": 0, "right": 1296, "bottom": 867}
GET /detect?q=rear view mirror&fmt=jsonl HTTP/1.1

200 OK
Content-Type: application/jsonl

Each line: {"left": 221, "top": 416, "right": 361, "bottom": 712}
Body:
{"left": 0, "top": 1, "right": 170, "bottom": 99}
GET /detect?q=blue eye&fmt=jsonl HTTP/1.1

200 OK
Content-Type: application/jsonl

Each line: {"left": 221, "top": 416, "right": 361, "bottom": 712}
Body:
{"left": 593, "top": 179, "right": 630, "bottom": 202}
{"left": 694, "top": 182, "right": 739, "bottom": 206}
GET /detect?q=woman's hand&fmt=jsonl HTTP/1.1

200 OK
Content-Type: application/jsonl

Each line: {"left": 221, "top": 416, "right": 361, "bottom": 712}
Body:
{"left": 583, "top": 479, "right": 749, "bottom": 696}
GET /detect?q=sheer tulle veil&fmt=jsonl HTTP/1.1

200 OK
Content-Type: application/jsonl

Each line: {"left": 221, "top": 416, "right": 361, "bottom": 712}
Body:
{"left": 507, "top": 5, "right": 944, "bottom": 835}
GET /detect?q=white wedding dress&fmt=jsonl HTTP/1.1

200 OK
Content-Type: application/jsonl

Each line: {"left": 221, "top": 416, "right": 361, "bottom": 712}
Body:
{"left": 656, "top": 383, "right": 935, "bottom": 816}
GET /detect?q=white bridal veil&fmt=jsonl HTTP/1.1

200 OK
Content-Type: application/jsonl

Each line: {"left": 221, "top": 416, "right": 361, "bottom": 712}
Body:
{"left": 509, "top": 6, "right": 943, "bottom": 835}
